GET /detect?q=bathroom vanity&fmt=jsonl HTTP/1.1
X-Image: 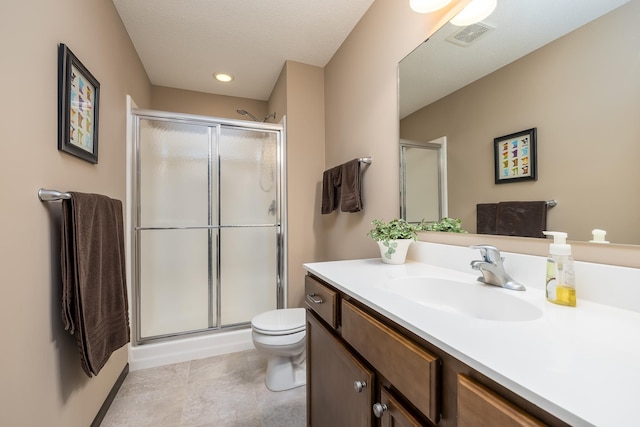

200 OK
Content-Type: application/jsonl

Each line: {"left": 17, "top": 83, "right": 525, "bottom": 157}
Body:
{"left": 303, "top": 246, "right": 640, "bottom": 427}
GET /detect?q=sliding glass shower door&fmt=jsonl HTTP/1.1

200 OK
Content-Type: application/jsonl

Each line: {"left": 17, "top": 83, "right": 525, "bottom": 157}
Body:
{"left": 133, "top": 111, "right": 283, "bottom": 344}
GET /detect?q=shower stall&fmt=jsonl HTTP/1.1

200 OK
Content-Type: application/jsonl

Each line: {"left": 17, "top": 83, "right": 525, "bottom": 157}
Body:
{"left": 130, "top": 109, "right": 285, "bottom": 347}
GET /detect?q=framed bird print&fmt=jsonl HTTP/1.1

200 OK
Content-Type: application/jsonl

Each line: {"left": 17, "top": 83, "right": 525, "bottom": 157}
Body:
{"left": 493, "top": 128, "right": 537, "bottom": 184}
{"left": 58, "top": 43, "right": 100, "bottom": 164}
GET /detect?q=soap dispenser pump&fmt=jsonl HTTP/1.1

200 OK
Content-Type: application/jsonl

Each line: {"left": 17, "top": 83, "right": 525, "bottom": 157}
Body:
{"left": 543, "top": 231, "right": 576, "bottom": 307}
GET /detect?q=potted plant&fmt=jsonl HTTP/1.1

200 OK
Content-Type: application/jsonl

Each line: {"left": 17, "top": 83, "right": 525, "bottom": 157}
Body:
{"left": 368, "top": 219, "right": 423, "bottom": 264}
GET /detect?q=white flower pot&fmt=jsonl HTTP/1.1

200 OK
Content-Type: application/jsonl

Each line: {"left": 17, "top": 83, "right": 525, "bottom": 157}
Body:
{"left": 376, "top": 239, "right": 413, "bottom": 265}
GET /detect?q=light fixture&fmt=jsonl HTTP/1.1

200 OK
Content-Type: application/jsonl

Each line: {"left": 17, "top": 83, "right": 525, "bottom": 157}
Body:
{"left": 450, "top": 0, "right": 497, "bottom": 26}
{"left": 409, "top": 0, "right": 452, "bottom": 14}
{"left": 214, "top": 72, "right": 234, "bottom": 83}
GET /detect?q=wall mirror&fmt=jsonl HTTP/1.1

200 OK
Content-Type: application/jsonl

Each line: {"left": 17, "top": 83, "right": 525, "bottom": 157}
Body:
{"left": 399, "top": 0, "right": 639, "bottom": 244}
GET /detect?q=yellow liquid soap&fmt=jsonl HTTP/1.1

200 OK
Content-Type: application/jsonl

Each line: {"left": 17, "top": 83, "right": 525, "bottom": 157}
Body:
{"left": 553, "top": 285, "right": 576, "bottom": 307}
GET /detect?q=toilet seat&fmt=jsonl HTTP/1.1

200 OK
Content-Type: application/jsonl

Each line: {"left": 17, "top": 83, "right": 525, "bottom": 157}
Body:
{"left": 251, "top": 308, "right": 305, "bottom": 336}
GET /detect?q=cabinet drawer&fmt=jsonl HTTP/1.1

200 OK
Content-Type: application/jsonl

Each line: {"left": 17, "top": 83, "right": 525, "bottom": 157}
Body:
{"left": 305, "top": 275, "right": 338, "bottom": 329}
{"left": 457, "top": 374, "right": 546, "bottom": 427}
{"left": 341, "top": 300, "right": 440, "bottom": 423}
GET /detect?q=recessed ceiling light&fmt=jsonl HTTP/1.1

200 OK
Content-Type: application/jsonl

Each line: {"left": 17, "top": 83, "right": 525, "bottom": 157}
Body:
{"left": 214, "top": 73, "right": 234, "bottom": 83}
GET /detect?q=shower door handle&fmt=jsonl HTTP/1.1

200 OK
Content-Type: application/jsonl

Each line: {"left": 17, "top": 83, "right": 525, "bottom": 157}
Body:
{"left": 306, "top": 293, "right": 324, "bottom": 304}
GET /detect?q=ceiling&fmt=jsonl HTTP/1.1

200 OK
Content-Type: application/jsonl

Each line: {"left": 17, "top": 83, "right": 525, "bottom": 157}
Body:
{"left": 112, "top": 0, "right": 375, "bottom": 101}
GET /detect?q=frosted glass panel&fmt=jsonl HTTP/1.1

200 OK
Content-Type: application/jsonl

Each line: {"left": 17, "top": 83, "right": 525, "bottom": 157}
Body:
{"left": 139, "top": 229, "right": 215, "bottom": 338}
{"left": 219, "top": 127, "right": 277, "bottom": 225}
{"left": 139, "top": 119, "right": 211, "bottom": 227}
{"left": 220, "top": 227, "right": 277, "bottom": 325}
{"left": 404, "top": 146, "right": 440, "bottom": 223}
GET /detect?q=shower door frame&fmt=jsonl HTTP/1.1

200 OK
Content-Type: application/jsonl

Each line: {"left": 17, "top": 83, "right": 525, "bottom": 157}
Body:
{"left": 130, "top": 109, "right": 287, "bottom": 345}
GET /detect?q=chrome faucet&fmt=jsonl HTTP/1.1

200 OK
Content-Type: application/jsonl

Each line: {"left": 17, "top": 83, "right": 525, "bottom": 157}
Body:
{"left": 469, "top": 245, "right": 526, "bottom": 291}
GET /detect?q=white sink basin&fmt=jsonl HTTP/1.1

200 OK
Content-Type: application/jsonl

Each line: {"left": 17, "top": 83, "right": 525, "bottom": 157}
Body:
{"left": 381, "top": 277, "right": 543, "bottom": 322}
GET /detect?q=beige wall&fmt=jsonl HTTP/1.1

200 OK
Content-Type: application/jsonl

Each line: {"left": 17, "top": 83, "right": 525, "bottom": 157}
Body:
{"left": 150, "top": 85, "right": 270, "bottom": 121}
{"left": 277, "top": 61, "right": 326, "bottom": 307}
{"left": 322, "top": 0, "right": 470, "bottom": 260}
{"left": 268, "top": 66, "right": 288, "bottom": 123}
{"left": 0, "top": 0, "right": 150, "bottom": 426}
{"left": 401, "top": 1, "right": 640, "bottom": 244}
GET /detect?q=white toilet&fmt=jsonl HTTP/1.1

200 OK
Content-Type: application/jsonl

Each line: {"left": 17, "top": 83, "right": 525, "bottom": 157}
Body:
{"left": 251, "top": 307, "right": 306, "bottom": 391}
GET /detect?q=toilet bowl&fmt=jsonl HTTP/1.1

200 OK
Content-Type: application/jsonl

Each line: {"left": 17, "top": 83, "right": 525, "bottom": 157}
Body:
{"left": 251, "top": 308, "right": 306, "bottom": 391}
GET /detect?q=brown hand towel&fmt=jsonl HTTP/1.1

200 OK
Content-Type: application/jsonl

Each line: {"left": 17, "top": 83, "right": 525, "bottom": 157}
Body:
{"left": 496, "top": 201, "right": 548, "bottom": 238}
{"left": 340, "top": 159, "right": 363, "bottom": 212}
{"left": 476, "top": 203, "right": 498, "bottom": 235}
{"left": 61, "top": 192, "right": 130, "bottom": 377}
{"left": 321, "top": 165, "right": 342, "bottom": 214}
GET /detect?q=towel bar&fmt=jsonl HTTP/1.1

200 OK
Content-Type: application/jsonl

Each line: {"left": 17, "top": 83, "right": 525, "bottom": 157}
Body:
{"left": 546, "top": 200, "right": 557, "bottom": 207}
{"left": 38, "top": 188, "right": 71, "bottom": 201}
{"left": 358, "top": 157, "right": 372, "bottom": 164}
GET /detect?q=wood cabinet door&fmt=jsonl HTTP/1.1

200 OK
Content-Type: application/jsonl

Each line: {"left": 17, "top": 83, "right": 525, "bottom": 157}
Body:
{"left": 457, "top": 374, "right": 547, "bottom": 427}
{"left": 341, "top": 300, "right": 440, "bottom": 423}
{"left": 378, "top": 387, "right": 426, "bottom": 427}
{"left": 307, "top": 310, "right": 374, "bottom": 427}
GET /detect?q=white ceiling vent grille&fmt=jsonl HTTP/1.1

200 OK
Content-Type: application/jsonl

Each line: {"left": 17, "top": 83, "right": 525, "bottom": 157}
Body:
{"left": 446, "top": 22, "right": 494, "bottom": 47}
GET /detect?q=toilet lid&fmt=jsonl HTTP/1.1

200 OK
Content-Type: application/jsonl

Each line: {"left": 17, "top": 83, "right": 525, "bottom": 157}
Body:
{"left": 251, "top": 308, "right": 306, "bottom": 335}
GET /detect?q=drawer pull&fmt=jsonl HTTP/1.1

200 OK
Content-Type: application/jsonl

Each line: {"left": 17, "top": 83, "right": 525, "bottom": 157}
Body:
{"left": 373, "top": 403, "right": 388, "bottom": 418}
{"left": 353, "top": 380, "right": 367, "bottom": 393}
{"left": 306, "top": 293, "right": 324, "bottom": 304}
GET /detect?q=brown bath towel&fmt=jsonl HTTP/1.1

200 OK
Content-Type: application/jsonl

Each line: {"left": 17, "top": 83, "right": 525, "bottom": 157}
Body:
{"left": 340, "top": 159, "right": 362, "bottom": 213}
{"left": 61, "top": 192, "right": 130, "bottom": 377}
{"left": 321, "top": 165, "right": 342, "bottom": 214}
{"left": 496, "top": 201, "right": 548, "bottom": 238}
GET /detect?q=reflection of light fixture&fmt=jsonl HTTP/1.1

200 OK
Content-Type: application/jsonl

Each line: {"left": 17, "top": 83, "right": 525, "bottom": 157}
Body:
{"left": 450, "top": 0, "right": 497, "bottom": 26}
{"left": 214, "top": 72, "right": 234, "bottom": 82}
{"left": 409, "top": 0, "right": 452, "bottom": 14}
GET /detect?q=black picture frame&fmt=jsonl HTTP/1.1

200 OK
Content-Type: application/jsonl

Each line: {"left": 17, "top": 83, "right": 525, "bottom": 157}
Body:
{"left": 58, "top": 44, "right": 100, "bottom": 164}
{"left": 493, "top": 128, "right": 537, "bottom": 184}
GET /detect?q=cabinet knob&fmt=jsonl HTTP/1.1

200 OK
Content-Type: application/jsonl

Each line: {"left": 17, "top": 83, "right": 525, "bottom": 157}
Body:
{"left": 372, "top": 403, "right": 388, "bottom": 418}
{"left": 353, "top": 380, "right": 367, "bottom": 393}
{"left": 306, "top": 293, "right": 324, "bottom": 304}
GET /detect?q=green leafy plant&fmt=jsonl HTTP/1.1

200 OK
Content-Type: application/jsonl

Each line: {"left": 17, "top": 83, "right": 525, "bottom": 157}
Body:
{"left": 368, "top": 219, "right": 423, "bottom": 259}
{"left": 423, "top": 217, "right": 467, "bottom": 233}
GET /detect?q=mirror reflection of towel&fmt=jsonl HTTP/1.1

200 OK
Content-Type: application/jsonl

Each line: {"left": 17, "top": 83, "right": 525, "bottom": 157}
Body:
{"left": 476, "top": 201, "right": 548, "bottom": 238}
{"left": 476, "top": 203, "right": 498, "bottom": 235}
{"left": 496, "top": 201, "right": 547, "bottom": 238}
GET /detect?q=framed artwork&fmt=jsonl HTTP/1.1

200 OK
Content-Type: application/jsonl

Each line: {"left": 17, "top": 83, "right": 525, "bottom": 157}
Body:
{"left": 58, "top": 44, "right": 100, "bottom": 164}
{"left": 494, "top": 128, "right": 537, "bottom": 184}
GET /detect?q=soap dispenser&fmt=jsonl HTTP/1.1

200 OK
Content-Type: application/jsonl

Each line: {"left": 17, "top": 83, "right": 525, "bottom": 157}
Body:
{"left": 542, "top": 231, "right": 576, "bottom": 307}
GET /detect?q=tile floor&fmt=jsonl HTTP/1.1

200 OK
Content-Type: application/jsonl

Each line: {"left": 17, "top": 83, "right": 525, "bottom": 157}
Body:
{"left": 101, "top": 349, "right": 306, "bottom": 427}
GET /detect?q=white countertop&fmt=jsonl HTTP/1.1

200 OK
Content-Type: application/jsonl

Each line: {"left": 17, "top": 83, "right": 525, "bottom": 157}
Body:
{"left": 303, "top": 258, "right": 640, "bottom": 427}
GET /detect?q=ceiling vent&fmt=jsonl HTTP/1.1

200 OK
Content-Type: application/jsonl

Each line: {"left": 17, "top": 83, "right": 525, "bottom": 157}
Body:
{"left": 446, "top": 22, "right": 494, "bottom": 47}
